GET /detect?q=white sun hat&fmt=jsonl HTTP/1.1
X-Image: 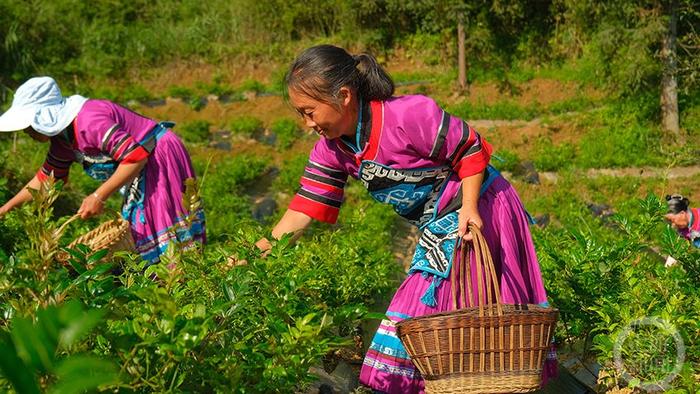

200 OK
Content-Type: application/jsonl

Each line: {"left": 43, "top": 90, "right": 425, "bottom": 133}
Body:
{"left": 0, "top": 76, "right": 88, "bottom": 136}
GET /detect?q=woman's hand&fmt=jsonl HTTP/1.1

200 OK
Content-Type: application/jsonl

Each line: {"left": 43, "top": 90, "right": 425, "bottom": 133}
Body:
{"left": 225, "top": 237, "right": 273, "bottom": 269}
{"left": 255, "top": 237, "right": 273, "bottom": 256}
{"left": 83, "top": 159, "right": 146, "bottom": 220}
{"left": 458, "top": 171, "right": 485, "bottom": 242}
{"left": 225, "top": 210, "right": 313, "bottom": 269}
{"left": 78, "top": 193, "right": 105, "bottom": 219}
{"left": 458, "top": 207, "right": 483, "bottom": 242}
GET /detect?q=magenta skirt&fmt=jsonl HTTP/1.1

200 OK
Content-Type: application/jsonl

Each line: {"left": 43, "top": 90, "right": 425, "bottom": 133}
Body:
{"left": 130, "top": 131, "right": 206, "bottom": 264}
{"left": 359, "top": 176, "right": 556, "bottom": 393}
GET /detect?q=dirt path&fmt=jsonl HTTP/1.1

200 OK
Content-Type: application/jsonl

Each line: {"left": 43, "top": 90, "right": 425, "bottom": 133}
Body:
{"left": 529, "top": 166, "right": 700, "bottom": 183}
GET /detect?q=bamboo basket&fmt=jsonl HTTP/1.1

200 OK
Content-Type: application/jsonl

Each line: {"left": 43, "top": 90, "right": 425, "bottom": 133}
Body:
{"left": 55, "top": 211, "right": 135, "bottom": 266}
{"left": 395, "top": 224, "right": 558, "bottom": 393}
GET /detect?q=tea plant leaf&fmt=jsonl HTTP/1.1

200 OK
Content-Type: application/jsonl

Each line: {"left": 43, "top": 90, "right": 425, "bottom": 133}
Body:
{"left": 49, "top": 356, "right": 118, "bottom": 394}
{"left": 11, "top": 317, "right": 56, "bottom": 372}
{"left": 0, "top": 331, "right": 40, "bottom": 394}
{"left": 58, "top": 305, "right": 105, "bottom": 347}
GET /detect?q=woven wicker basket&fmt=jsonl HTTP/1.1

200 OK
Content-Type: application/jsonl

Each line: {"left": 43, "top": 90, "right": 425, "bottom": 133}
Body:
{"left": 396, "top": 224, "right": 558, "bottom": 394}
{"left": 55, "top": 212, "right": 135, "bottom": 266}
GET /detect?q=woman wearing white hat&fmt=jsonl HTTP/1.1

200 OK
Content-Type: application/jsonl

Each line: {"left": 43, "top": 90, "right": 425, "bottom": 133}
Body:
{"left": 0, "top": 76, "right": 205, "bottom": 265}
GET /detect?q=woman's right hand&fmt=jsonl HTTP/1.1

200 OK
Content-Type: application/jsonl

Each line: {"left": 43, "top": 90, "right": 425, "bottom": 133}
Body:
{"left": 225, "top": 210, "right": 312, "bottom": 269}
{"left": 78, "top": 193, "right": 105, "bottom": 219}
{"left": 225, "top": 237, "right": 274, "bottom": 269}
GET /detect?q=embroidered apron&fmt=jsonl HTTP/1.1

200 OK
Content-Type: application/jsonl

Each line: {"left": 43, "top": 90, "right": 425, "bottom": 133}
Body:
{"left": 358, "top": 159, "right": 501, "bottom": 306}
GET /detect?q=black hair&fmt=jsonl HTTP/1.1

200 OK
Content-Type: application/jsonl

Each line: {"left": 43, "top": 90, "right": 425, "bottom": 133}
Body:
{"left": 666, "top": 194, "right": 689, "bottom": 214}
{"left": 285, "top": 45, "right": 394, "bottom": 104}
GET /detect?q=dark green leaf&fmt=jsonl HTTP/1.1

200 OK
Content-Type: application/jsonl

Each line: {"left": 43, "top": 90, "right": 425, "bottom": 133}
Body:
{"left": 0, "top": 332, "right": 40, "bottom": 394}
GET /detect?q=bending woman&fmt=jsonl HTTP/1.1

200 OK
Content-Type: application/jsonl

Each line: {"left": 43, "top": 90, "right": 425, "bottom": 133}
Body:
{"left": 0, "top": 76, "right": 205, "bottom": 264}
{"left": 253, "top": 45, "right": 553, "bottom": 393}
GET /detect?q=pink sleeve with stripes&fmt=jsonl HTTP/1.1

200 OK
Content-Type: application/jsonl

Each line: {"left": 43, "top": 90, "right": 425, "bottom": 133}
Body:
{"left": 288, "top": 140, "right": 349, "bottom": 223}
{"left": 37, "top": 138, "right": 74, "bottom": 181}
{"left": 76, "top": 101, "right": 149, "bottom": 163}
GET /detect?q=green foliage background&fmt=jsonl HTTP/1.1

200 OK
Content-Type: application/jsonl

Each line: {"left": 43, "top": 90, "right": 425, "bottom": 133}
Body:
{"left": 1, "top": 1, "right": 698, "bottom": 105}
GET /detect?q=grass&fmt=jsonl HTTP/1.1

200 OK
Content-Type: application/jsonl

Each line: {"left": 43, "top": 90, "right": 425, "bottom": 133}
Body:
{"left": 532, "top": 138, "right": 577, "bottom": 172}
{"left": 391, "top": 71, "right": 437, "bottom": 85}
{"left": 492, "top": 149, "right": 521, "bottom": 172}
{"left": 682, "top": 102, "right": 700, "bottom": 135}
{"left": 167, "top": 86, "right": 194, "bottom": 100}
{"left": 448, "top": 100, "right": 541, "bottom": 121}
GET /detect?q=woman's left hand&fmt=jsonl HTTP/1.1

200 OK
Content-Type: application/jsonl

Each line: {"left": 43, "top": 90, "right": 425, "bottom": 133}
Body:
{"left": 78, "top": 193, "right": 105, "bottom": 219}
{"left": 458, "top": 208, "right": 483, "bottom": 242}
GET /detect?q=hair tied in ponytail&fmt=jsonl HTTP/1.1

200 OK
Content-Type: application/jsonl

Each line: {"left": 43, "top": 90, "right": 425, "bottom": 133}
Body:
{"left": 352, "top": 54, "right": 361, "bottom": 67}
{"left": 286, "top": 45, "right": 394, "bottom": 102}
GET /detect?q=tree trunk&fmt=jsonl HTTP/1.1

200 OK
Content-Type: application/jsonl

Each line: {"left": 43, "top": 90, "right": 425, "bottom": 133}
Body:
{"left": 660, "top": 0, "right": 681, "bottom": 142}
{"left": 457, "top": 14, "right": 467, "bottom": 93}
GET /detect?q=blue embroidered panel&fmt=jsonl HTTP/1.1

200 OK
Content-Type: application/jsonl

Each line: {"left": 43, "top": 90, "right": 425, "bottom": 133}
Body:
{"left": 409, "top": 211, "right": 459, "bottom": 279}
{"left": 359, "top": 161, "right": 451, "bottom": 228}
{"left": 74, "top": 151, "right": 118, "bottom": 181}
{"left": 369, "top": 183, "right": 434, "bottom": 216}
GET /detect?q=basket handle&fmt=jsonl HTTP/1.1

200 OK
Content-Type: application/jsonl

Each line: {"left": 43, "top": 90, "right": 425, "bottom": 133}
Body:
{"left": 450, "top": 223, "right": 503, "bottom": 316}
{"left": 53, "top": 208, "right": 124, "bottom": 241}
{"left": 53, "top": 213, "right": 82, "bottom": 240}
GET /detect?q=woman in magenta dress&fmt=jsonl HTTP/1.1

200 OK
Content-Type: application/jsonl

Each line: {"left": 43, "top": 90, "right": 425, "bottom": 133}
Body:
{"left": 253, "top": 45, "right": 553, "bottom": 393}
{"left": 0, "top": 76, "right": 205, "bottom": 264}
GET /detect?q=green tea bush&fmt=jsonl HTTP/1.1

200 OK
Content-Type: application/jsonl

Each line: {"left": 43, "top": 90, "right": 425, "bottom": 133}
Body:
{"left": 176, "top": 120, "right": 211, "bottom": 144}
{"left": 0, "top": 210, "right": 25, "bottom": 255}
{"left": 188, "top": 97, "right": 206, "bottom": 111}
{"left": 492, "top": 149, "right": 520, "bottom": 172}
{"left": 270, "top": 118, "right": 301, "bottom": 150}
{"left": 272, "top": 153, "right": 308, "bottom": 195}
{"left": 267, "top": 68, "right": 288, "bottom": 96}
{"left": 239, "top": 79, "right": 266, "bottom": 94}
{"left": 195, "top": 79, "right": 235, "bottom": 97}
{"left": 195, "top": 154, "right": 270, "bottom": 239}
{"left": 535, "top": 195, "right": 700, "bottom": 392}
{"left": 167, "top": 85, "right": 194, "bottom": 100}
{"left": 532, "top": 137, "right": 576, "bottom": 172}
{"left": 80, "top": 85, "right": 120, "bottom": 103}
{"left": 230, "top": 116, "right": 264, "bottom": 138}
{"left": 0, "top": 301, "right": 118, "bottom": 393}
{"left": 0, "top": 173, "right": 399, "bottom": 393}
{"left": 120, "top": 84, "right": 153, "bottom": 103}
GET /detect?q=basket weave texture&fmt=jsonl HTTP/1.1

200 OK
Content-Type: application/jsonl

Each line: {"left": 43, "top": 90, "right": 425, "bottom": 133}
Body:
{"left": 56, "top": 213, "right": 135, "bottom": 264}
{"left": 395, "top": 224, "right": 558, "bottom": 394}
